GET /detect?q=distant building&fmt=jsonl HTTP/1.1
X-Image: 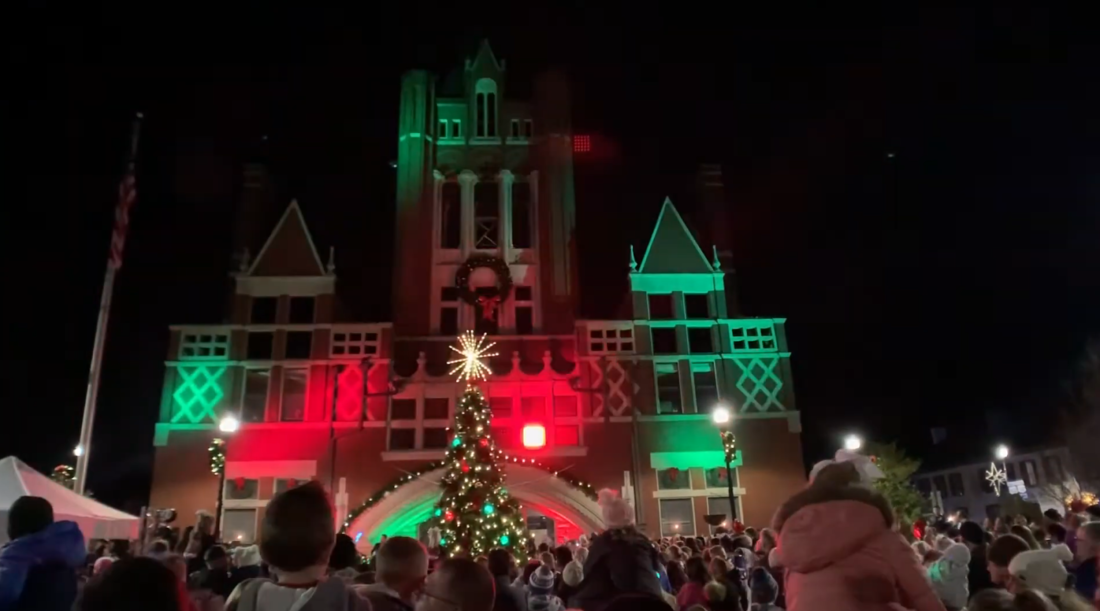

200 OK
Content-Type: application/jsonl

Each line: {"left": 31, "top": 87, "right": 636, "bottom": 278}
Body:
{"left": 147, "top": 41, "right": 806, "bottom": 547}
{"left": 913, "top": 447, "right": 1075, "bottom": 521}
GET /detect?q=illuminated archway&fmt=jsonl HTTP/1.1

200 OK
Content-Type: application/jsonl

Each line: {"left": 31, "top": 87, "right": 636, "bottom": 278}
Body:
{"left": 345, "top": 464, "right": 604, "bottom": 551}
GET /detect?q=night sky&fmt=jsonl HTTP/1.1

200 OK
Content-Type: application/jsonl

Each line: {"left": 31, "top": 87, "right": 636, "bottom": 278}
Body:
{"left": 5, "top": 5, "right": 1099, "bottom": 511}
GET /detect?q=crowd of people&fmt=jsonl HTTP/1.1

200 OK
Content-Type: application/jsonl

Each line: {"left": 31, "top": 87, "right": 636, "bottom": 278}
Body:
{"left": 1, "top": 452, "right": 1100, "bottom": 611}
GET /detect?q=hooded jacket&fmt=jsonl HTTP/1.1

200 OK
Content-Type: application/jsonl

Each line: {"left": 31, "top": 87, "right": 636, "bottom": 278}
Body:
{"left": 0, "top": 520, "right": 86, "bottom": 611}
{"left": 928, "top": 543, "right": 970, "bottom": 609}
{"left": 772, "top": 484, "right": 945, "bottom": 611}
{"left": 569, "top": 527, "right": 664, "bottom": 611}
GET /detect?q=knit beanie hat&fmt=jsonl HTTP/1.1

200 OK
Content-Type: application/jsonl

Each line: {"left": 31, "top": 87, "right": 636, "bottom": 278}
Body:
{"left": 1008, "top": 544, "right": 1073, "bottom": 597}
{"left": 959, "top": 521, "right": 985, "bottom": 546}
{"left": 562, "top": 560, "right": 584, "bottom": 587}
{"left": 529, "top": 564, "right": 556, "bottom": 595}
{"left": 597, "top": 489, "right": 634, "bottom": 529}
{"left": 749, "top": 567, "right": 777, "bottom": 603}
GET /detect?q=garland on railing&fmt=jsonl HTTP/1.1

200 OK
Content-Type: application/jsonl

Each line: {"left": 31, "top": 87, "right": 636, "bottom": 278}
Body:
{"left": 343, "top": 455, "right": 598, "bottom": 530}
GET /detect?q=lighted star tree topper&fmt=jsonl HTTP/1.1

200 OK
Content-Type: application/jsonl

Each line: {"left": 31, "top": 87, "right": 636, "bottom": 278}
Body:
{"left": 430, "top": 334, "right": 529, "bottom": 560}
{"left": 985, "top": 462, "right": 1008, "bottom": 496}
{"left": 448, "top": 331, "right": 498, "bottom": 383}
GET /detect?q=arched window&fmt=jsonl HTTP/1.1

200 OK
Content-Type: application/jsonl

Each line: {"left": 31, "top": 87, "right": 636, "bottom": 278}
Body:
{"left": 475, "top": 79, "right": 498, "bottom": 138}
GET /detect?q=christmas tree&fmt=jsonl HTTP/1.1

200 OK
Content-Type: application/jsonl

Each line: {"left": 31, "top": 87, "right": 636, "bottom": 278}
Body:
{"left": 432, "top": 332, "right": 529, "bottom": 560}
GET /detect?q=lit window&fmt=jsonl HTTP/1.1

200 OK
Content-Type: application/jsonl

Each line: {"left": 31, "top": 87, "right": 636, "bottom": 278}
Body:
{"left": 242, "top": 369, "right": 269, "bottom": 423}
{"left": 573, "top": 134, "right": 591, "bottom": 153}
{"left": 659, "top": 498, "right": 693, "bottom": 537}
{"left": 522, "top": 424, "right": 546, "bottom": 449}
{"left": 281, "top": 369, "right": 307, "bottom": 422}
{"left": 656, "top": 365, "right": 681, "bottom": 414}
{"left": 222, "top": 509, "right": 257, "bottom": 544}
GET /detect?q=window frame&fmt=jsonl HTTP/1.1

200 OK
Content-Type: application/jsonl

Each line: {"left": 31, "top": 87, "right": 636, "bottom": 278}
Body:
{"left": 658, "top": 498, "right": 695, "bottom": 537}
{"left": 279, "top": 367, "right": 309, "bottom": 422}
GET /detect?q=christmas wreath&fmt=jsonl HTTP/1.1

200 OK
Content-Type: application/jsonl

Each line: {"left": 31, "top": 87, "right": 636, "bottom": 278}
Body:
{"left": 455, "top": 256, "right": 513, "bottom": 321}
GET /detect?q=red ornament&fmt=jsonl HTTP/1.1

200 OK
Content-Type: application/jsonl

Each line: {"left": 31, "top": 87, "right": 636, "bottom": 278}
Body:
{"left": 234, "top": 477, "right": 246, "bottom": 491}
{"left": 668, "top": 468, "right": 680, "bottom": 482}
{"left": 477, "top": 295, "right": 502, "bottom": 321}
{"left": 732, "top": 520, "right": 745, "bottom": 534}
{"left": 461, "top": 461, "right": 470, "bottom": 473}
{"left": 444, "top": 510, "right": 455, "bottom": 522}
{"left": 913, "top": 519, "right": 927, "bottom": 541}
{"left": 479, "top": 438, "right": 489, "bottom": 448}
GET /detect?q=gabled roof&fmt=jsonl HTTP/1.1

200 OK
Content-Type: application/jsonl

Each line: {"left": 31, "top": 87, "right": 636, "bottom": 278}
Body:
{"left": 247, "top": 199, "right": 326, "bottom": 277}
{"left": 637, "top": 198, "right": 715, "bottom": 274}
{"left": 466, "top": 39, "right": 504, "bottom": 73}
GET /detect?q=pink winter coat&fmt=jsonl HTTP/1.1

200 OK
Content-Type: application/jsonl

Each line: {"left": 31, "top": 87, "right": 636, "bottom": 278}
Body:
{"left": 772, "top": 484, "right": 946, "bottom": 611}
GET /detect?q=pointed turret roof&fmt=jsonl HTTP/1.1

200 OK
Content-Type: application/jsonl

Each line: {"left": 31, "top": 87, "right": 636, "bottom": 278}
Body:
{"left": 247, "top": 200, "right": 326, "bottom": 277}
{"left": 466, "top": 39, "right": 504, "bottom": 73}
{"left": 638, "top": 198, "right": 714, "bottom": 274}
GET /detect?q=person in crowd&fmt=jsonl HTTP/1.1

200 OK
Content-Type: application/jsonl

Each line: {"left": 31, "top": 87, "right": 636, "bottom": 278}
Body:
{"left": 1065, "top": 515, "right": 1086, "bottom": 556}
{"left": 538, "top": 551, "right": 555, "bottom": 568}
{"left": 149, "top": 539, "right": 172, "bottom": 556}
{"left": 488, "top": 548, "right": 526, "bottom": 611}
{"left": 176, "top": 527, "right": 195, "bottom": 554}
{"left": 771, "top": 454, "right": 946, "bottom": 611}
{"left": 111, "top": 539, "right": 133, "bottom": 561}
{"left": 704, "top": 580, "right": 727, "bottom": 609}
{"left": 747, "top": 567, "right": 783, "bottom": 611}
{"left": 1010, "top": 526, "right": 1042, "bottom": 551}
{"left": 329, "top": 534, "right": 361, "bottom": 584}
{"left": 224, "top": 481, "right": 370, "bottom": 610}
{"left": 1006, "top": 545, "right": 1095, "bottom": 610}
{"left": 1071, "top": 522, "right": 1099, "bottom": 599}
{"left": 1044, "top": 510, "right": 1064, "bottom": 525}
{"left": 159, "top": 553, "right": 204, "bottom": 611}
{"left": 676, "top": 557, "right": 711, "bottom": 610}
{"left": 1042, "top": 526, "right": 1069, "bottom": 550}
{"left": 188, "top": 545, "right": 234, "bottom": 599}
{"left": 988, "top": 534, "right": 1032, "bottom": 587}
{"left": 528, "top": 564, "right": 563, "bottom": 611}
{"left": 960, "top": 521, "right": 997, "bottom": 599}
{"left": 575, "top": 546, "right": 589, "bottom": 567}
{"left": 967, "top": 589, "right": 1060, "bottom": 611}
{"left": 0, "top": 495, "right": 86, "bottom": 611}
{"left": 186, "top": 512, "right": 215, "bottom": 575}
{"left": 929, "top": 542, "right": 971, "bottom": 610}
{"left": 537, "top": 543, "right": 551, "bottom": 554}
{"left": 232, "top": 545, "right": 264, "bottom": 583}
{"left": 552, "top": 545, "right": 573, "bottom": 592}
{"left": 753, "top": 530, "right": 776, "bottom": 560}
{"left": 666, "top": 559, "right": 688, "bottom": 593}
{"left": 415, "top": 558, "right": 494, "bottom": 611}
{"left": 358, "top": 536, "right": 428, "bottom": 611}
{"left": 559, "top": 560, "right": 584, "bottom": 605}
{"left": 572, "top": 489, "right": 665, "bottom": 611}
{"left": 78, "top": 556, "right": 183, "bottom": 611}
{"left": 708, "top": 557, "right": 748, "bottom": 611}
{"left": 92, "top": 555, "right": 114, "bottom": 576}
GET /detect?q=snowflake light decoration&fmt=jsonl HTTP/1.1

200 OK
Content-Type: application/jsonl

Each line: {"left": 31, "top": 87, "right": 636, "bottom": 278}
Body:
{"left": 448, "top": 331, "right": 498, "bottom": 383}
{"left": 985, "top": 461, "right": 1008, "bottom": 496}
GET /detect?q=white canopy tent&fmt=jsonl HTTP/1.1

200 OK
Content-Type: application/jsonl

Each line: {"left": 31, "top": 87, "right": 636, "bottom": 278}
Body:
{"left": 0, "top": 456, "right": 140, "bottom": 544}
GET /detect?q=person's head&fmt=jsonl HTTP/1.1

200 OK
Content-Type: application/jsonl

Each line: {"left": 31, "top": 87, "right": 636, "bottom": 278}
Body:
{"left": 749, "top": 566, "right": 778, "bottom": 605}
{"left": 93, "top": 556, "right": 115, "bottom": 575}
{"left": 597, "top": 488, "right": 635, "bottom": 530}
{"left": 1043, "top": 508, "right": 1063, "bottom": 524}
{"left": 703, "top": 580, "right": 726, "bottom": 603}
{"left": 732, "top": 535, "right": 752, "bottom": 550}
{"left": 148, "top": 539, "right": 170, "bottom": 556}
{"left": 80, "top": 557, "right": 182, "bottom": 611}
{"left": 754, "top": 528, "right": 777, "bottom": 554}
{"left": 968, "top": 588, "right": 1059, "bottom": 611}
{"left": 1075, "top": 521, "right": 1100, "bottom": 561}
{"left": 912, "top": 540, "right": 931, "bottom": 560}
{"left": 709, "top": 556, "right": 730, "bottom": 579}
{"left": 235, "top": 544, "right": 262, "bottom": 567}
{"left": 1010, "top": 525, "right": 1041, "bottom": 550}
{"left": 707, "top": 545, "right": 726, "bottom": 560}
{"left": 487, "top": 548, "right": 515, "bottom": 578}
{"left": 7, "top": 496, "right": 54, "bottom": 540}
{"left": 1045, "top": 522, "right": 1067, "bottom": 545}
{"left": 375, "top": 536, "right": 429, "bottom": 600}
{"left": 259, "top": 481, "right": 335, "bottom": 575}
{"left": 329, "top": 533, "right": 359, "bottom": 571}
{"left": 988, "top": 534, "right": 1032, "bottom": 586}
{"left": 521, "top": 560, "right": 541, "bottom": 584}
{"left": 684, "top": 537, "right": 699, "bottom": 553}
{"left": 195, "top": 510, "right": 214, "bottom": 534}
{"left": 1007, "top": 545, "right": 1073, "bottom": 597}
{"left": 417, "top": 558, "right": 495, "bottom": 611}
{"left": 1087, "top": 505, "right": 1100, "bottom": 521}
{"left": 204, "top": 545, "right": 228, "bottom": 570}
{"left": 538, "top": 551, "right": 554, "bottom": 567}
{"left": 684, "top": 556, "right": 710, "bottom": 585}
{"left": 667, "top": 546, "right": 682, "bottom": 561}
{"left": 553, "top": 545, "right": 572, "bottom": 571}
{"left": 528, "top": 563, "right": 556, "bottom": 597}
{"left": 959, "top": 520, "right": 986, "bottom": 549}
{"left": 562, "top": 560, "right": 583, "bottom": 587}
{"left": 536, "top": 542, "right": 550, "bottom": 553}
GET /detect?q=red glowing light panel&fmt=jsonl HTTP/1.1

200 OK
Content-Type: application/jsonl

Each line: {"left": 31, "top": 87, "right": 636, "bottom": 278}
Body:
{"left": 573, "top": 135, "right": 591, "bottom": 153}
{"left": 522, "top": 424, "right": 546, "bottom": 449}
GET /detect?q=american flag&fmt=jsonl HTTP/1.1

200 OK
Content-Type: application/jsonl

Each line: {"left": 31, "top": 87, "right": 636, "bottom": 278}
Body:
{"left": 108, "top": 114, "right": 142, "bottom": 269}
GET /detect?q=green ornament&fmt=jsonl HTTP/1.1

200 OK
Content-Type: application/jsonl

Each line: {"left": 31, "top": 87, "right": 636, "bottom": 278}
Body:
{"left": 452, "top": 437, "right": 461, "bottom": 447}
{"left": 483, "top": 503, "right": 495, "bottom": 515}
{"left": 434, "top": 508, "right": 442, "bottom": 517}
{"left": 500, "top": 534, "right": 509, "bottom": 545}
{"left": 440, "top": 538, "right": 447, "bottom": 545}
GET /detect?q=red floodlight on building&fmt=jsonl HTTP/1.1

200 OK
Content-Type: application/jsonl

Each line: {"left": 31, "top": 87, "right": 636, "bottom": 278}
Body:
{"left": 522, "top": 424, "right": 546, "bottom": 449}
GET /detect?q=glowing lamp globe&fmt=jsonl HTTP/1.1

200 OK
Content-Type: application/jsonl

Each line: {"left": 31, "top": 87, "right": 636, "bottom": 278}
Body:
{"left": 219, "top": 415, "right": 240, "bottom": 433}
{"left": 995, "top": 444, "right": 1010, "bottom": 461}
{"left": 843, "top": 434, "right": 862, "bottom": 451}
{"left": 711, "top": 406, "right": 731, "bottom": 425}
{"left": 522, "top": 424, "right": 546, "bottom": 449}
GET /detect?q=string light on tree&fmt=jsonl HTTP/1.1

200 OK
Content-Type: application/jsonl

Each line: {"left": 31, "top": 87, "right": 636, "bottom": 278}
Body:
{"left": 447, "top": 331, "right": 498, "bottom": 383}
{"left": 209, "top": 438, "right": 226, "bottom": 476}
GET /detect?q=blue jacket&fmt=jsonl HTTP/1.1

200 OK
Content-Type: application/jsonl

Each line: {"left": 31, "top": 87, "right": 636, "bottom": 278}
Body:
{"left": 0, "top": 521, "right": 86, "bottom": 611}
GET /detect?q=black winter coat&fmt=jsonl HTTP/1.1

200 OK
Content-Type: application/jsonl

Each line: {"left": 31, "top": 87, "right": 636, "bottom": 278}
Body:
{"left": 569, "top": 528, "right": 664, "bottom": 611}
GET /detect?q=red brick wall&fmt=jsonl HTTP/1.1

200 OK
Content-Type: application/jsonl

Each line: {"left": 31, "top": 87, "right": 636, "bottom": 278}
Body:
{"left": 150, "top": 431, "right": 221, "bottom": 523}
{"left": 737, "top": 418, "right": 806, "bottom": 527}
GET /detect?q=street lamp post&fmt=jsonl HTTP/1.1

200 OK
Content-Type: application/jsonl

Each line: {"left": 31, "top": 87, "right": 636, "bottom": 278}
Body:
{"left": 712, "top": 405, "right": 737, "bottom": 528}
{"left": 213, "top": 415, "right": 240, "bottom": 540}
{"left": 844, "top": 434, "right": 862, "bottom": 452}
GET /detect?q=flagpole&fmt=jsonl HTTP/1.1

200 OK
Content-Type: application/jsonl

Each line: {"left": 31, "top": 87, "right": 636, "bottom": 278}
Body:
{"left": 75, "top": 112, "right": 143, "bottom": 494}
